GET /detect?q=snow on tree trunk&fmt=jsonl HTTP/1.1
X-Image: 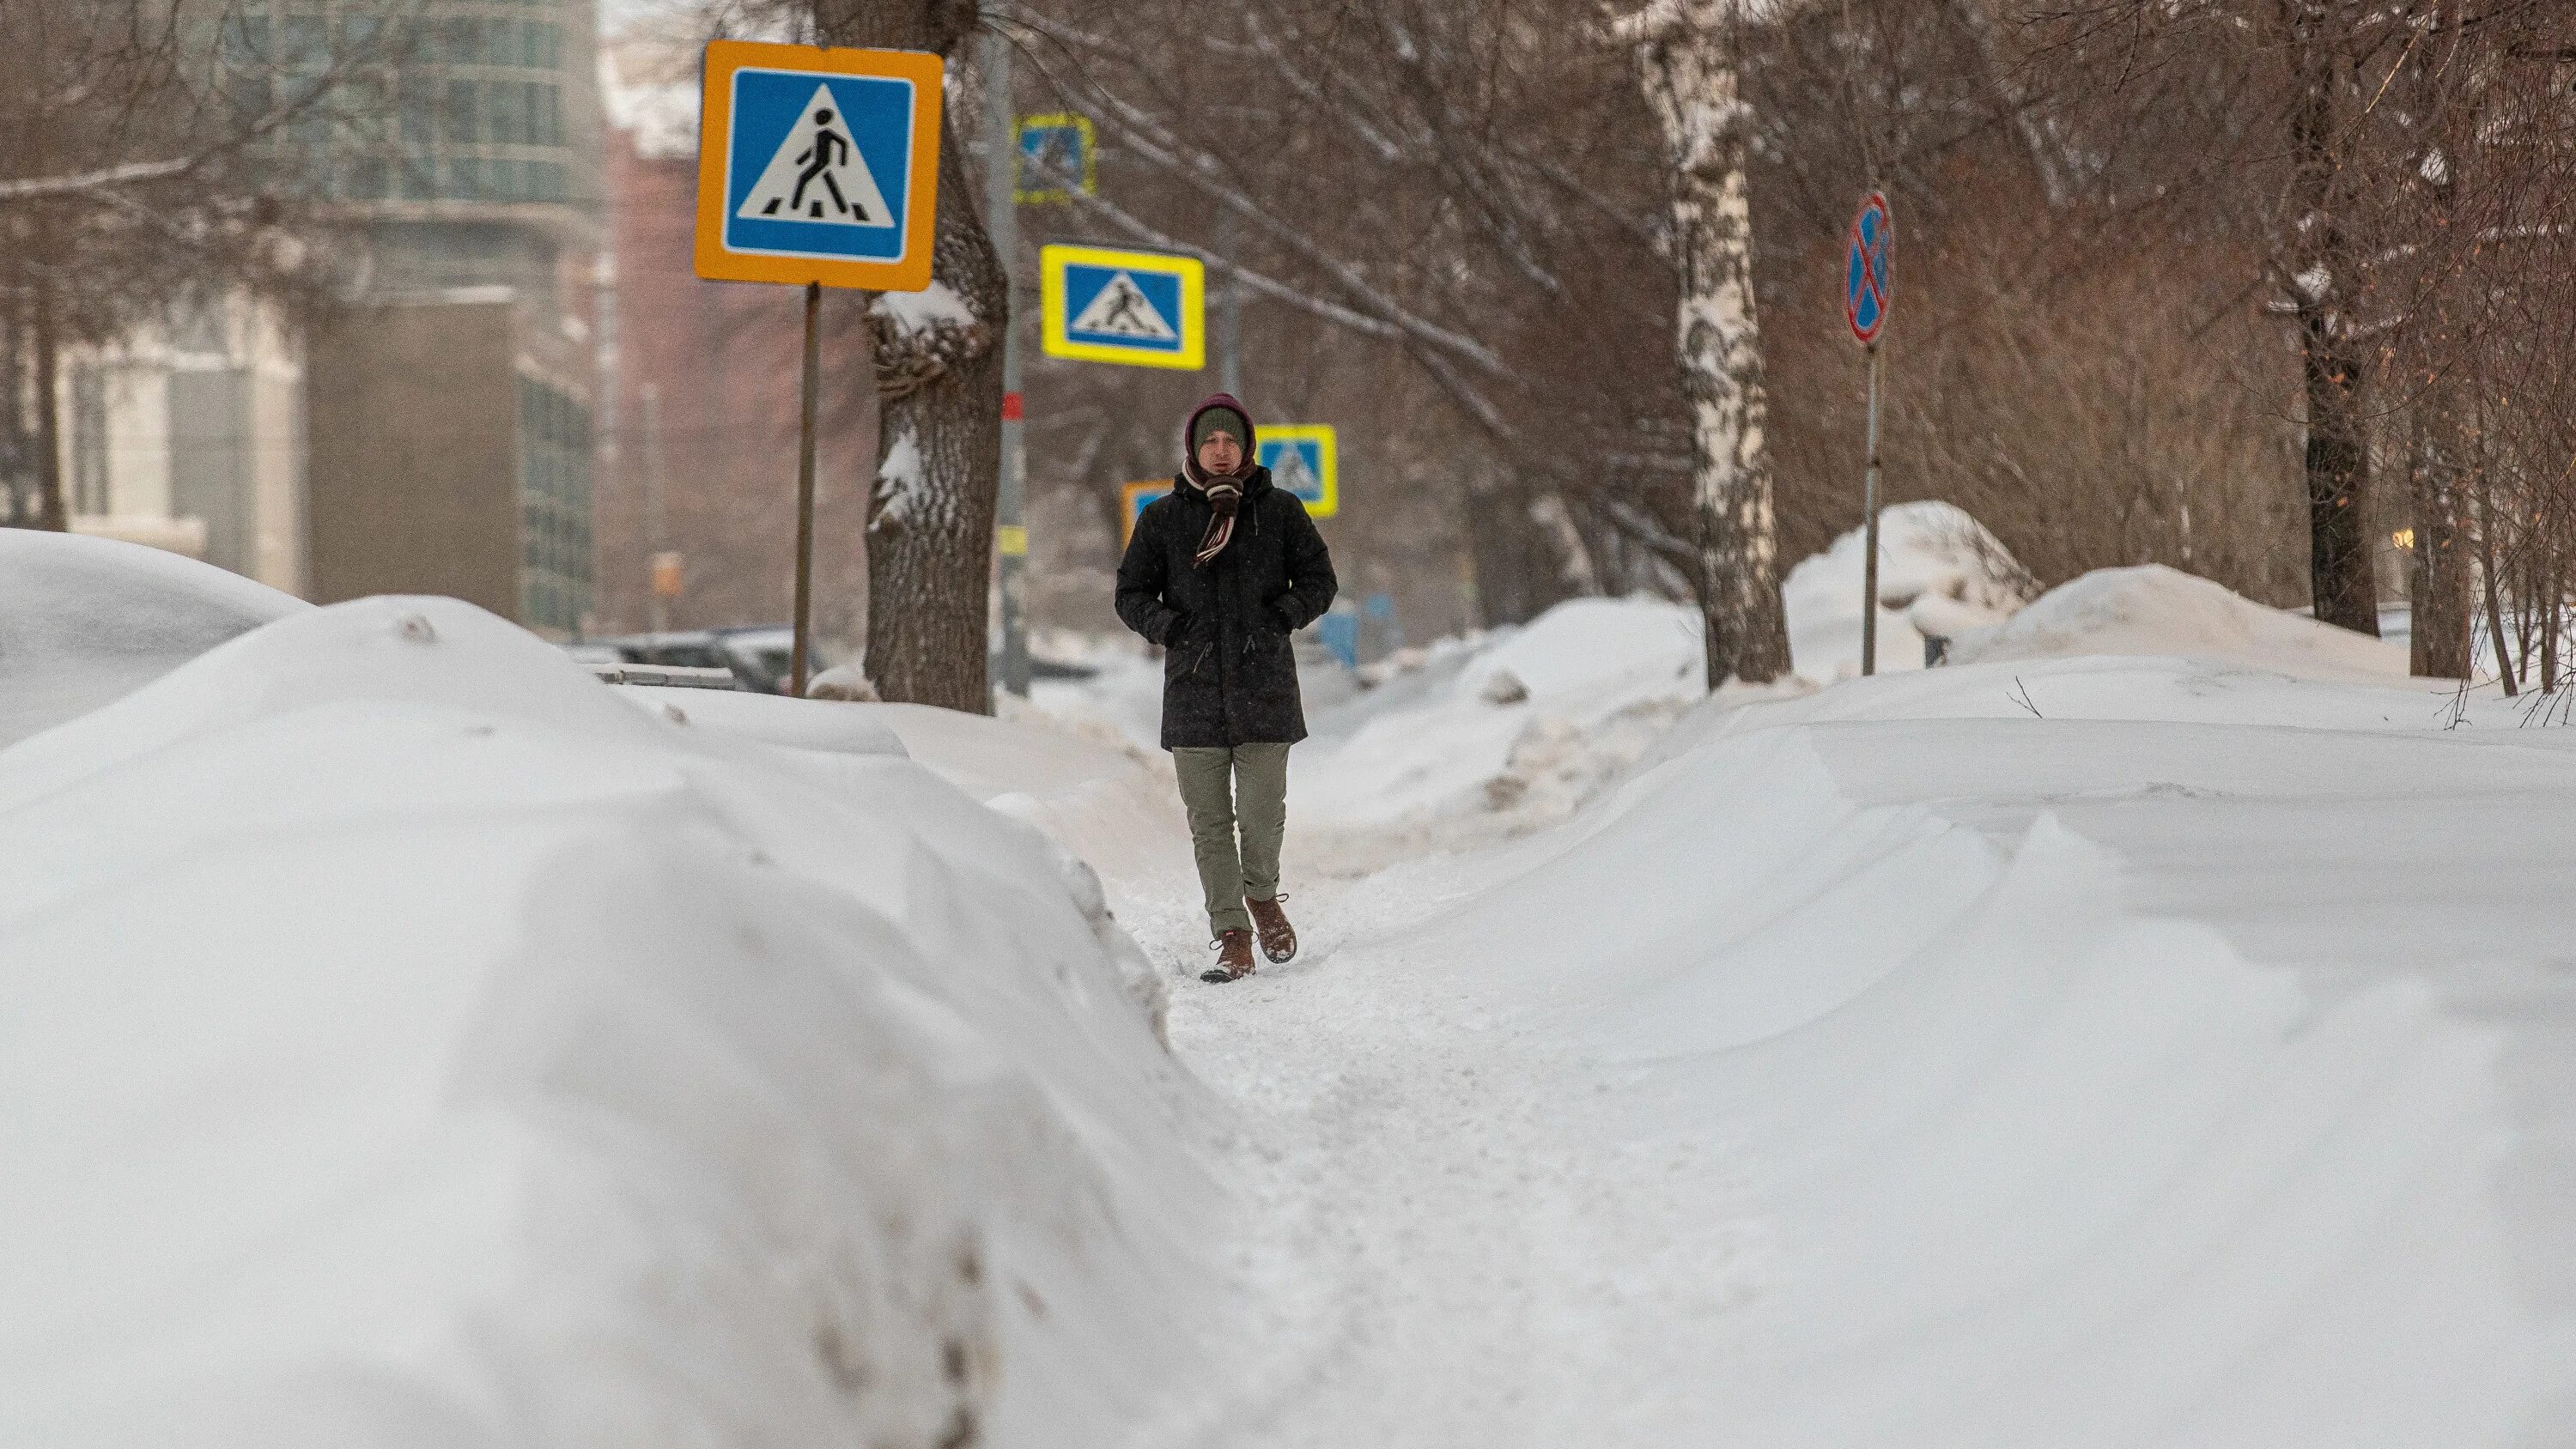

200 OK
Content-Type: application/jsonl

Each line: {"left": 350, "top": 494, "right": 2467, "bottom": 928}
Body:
{"left": 1620, "top": 0, "right": 1792, "bottom": 688}
{"left": 862, "top": 98, "right": 1005, "bottom": 712}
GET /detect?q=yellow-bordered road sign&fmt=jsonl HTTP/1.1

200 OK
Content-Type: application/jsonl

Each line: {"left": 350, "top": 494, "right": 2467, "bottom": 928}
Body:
{"left": 1015, "top": 113, "right": 1096, "bottom": 203}
{"left": 695, "top": 40, "right": 944, "bottom": 291}
{"left": 1258, "top": 425, "right": 1339, "bottom": 518}
{"left": 1042, "top": 244, "right": 1205, "bottom": 369}
{"left": 1121, "top": 479, "right": 1172, "bottom": 545}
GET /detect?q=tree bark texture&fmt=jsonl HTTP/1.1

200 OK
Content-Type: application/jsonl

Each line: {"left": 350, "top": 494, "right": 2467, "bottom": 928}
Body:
{"left": 1626, "top": 0, "right": 1792, "bottom": 687}
{"left": 2406, "top": 402, "right": 2473, "bottom": 678}
{"left": 2473, "top": 458, "right": 2516, "bottom": 694}
{"left": 2284, "top": 2, "right": 2379, "bottom": 635}
{"left": 821, "top": 0, "right": 1004, "bottom": 713}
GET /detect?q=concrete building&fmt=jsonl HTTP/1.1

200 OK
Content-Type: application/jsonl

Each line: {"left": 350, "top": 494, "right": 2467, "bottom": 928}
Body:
{"left": 54, "top": 294, "right": 307, "bottom": 596}
{"left": 304, "top": 288, "right": 594, "bottom": 631}
{"left": 292, "top": 0, "right": 608, "bottom": 635}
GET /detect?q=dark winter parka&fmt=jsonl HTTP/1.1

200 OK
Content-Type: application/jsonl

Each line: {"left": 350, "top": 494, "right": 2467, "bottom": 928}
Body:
{"left": 1115, "top": 397, "right": 1338, "bottom": 749}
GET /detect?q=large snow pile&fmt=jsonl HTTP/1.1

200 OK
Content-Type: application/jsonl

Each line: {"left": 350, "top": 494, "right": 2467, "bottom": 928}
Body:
{"left": 1947, "top": 561, "right": 2408, "bottom": 681}
{"left": 0, "top": 530, "right": 307, "bottom": 749}
{"left": 1782, "top": 500, "right": 2037, "bottom": 683}
{"left": 1291, "top": 597, "right": 1708, "bottom": 835}
{"left": 1354, "top": 655, "right": 2576, "bottom": 1444}
{"left": 858, "top": 698, "right": 1195, "bottom": 888}
{"left": 0, "top": 589, "right": 1227, "bottom": 1448}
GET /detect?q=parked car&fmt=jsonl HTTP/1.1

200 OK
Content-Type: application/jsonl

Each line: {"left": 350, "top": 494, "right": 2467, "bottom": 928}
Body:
{"left": 574, "top": 627, "right": 811, "bottom": 694}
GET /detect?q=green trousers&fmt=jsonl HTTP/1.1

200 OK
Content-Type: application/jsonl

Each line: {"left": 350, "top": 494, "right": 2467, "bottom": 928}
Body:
{"left": 1172, "top": 743, "right": 1291, "bottom": 936}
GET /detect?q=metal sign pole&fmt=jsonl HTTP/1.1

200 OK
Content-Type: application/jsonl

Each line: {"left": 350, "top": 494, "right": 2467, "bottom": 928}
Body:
{"left": 1844, "top": 190, "right": 1892, "bottom": 678}
{"left": 791, "top": 279, "right": 821, "bottom": 697}
{"left": 984, "top": 29, "right": 1030, "bottom": 699}
{"left": 1861, "top": 339, "right": 1883, "bottom": 677}
{"left": 1218, "top": 209, "right": 1243, "bottom": 397}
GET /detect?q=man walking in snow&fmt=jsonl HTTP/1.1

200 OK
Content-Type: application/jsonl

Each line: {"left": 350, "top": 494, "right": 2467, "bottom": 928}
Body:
{"left": 1116, "top": 394, "right": 1338, "bottom": 984}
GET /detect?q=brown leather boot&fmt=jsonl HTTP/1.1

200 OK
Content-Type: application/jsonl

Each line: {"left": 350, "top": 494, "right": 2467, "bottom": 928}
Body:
{"left": 1247, "top": 895, "right": 1297, "bottom": 964}
{"left": 1200, "top": 929, "right": 1256, "bottom": 983}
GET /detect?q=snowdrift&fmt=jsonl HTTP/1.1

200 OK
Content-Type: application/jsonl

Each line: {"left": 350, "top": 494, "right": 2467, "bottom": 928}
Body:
{"left": 1783, "top": 500, "right": 2036, "bottom": 683}
{"left": 1948, "top": 561, "right": 2408, "bottom": 681}
{"left": 0, "top": 530, "right": 307, "bottom": 749}
{"left": 1376, "top": 657, "right": 2576, "bottom": 1445}
{"left": 0, "top": 592, "right": 1225, "bottom": 1449}
{"left": 1289, "top": 597, "right": 1707, "bottom": 835}
{"left": 855, "top": 698, "right": 1195, "bottom": 889}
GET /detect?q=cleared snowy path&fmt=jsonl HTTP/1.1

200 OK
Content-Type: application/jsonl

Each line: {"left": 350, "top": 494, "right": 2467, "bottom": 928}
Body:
{"left": 1116, "top": 863, "right": 1760, "bottom": 1448}
{"left": 1093, "top": 656, "right": 2576, "bottom": 1449}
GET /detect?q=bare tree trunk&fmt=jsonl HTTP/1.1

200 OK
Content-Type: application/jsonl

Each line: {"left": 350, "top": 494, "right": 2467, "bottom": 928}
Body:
{"left": 31, "top": 270, "right": 64, "bottom": 531}
{"left": 2407, "top": 399, "right": 2472, "bottom": 677}
{"left": 863, "top": 119, "right": 1005, "bottom": 712}
{"left": 1941, "top": 0, "right": 2071, "bottom": 209}
{"left": 1623, "top": 0, "right": 1792, "bottom": 688}
{"left": 2284, "top": 3, "right": 2377, "bottom": 635}
{"left": 2469, "top": 390, "right": 2517, "bottom": 694}
{"left": 2535, "top": 553, "right": 2555, "bottom": 694}
{"left": 1464, "top": 476, "right": 1580, "bottom": 627}
{"left": 823, "top": 1, "right": 1005, "bottom": 713}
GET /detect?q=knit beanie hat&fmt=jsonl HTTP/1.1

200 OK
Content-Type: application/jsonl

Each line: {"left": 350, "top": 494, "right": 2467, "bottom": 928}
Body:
{"left": 1192, "top": 404, "right": 1248, "bottom": 451}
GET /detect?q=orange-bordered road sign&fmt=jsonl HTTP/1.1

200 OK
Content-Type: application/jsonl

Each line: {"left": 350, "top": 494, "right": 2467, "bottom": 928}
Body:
{"left": 695, "top": 40, "right": 944, "bottom": 292}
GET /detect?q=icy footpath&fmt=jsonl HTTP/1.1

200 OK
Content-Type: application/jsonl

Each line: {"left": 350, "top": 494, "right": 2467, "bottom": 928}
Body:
{"left": 0, "top": 592, "right": 1226, "bottom": 1449}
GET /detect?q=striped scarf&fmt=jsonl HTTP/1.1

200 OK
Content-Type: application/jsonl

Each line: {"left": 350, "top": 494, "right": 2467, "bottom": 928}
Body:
{"left": 1191, "top": 474, "right": 1245, "bottom": 568}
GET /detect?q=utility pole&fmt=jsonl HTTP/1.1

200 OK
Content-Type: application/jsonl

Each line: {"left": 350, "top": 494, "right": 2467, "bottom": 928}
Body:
{"left": 1217, "top": 208, "right": 1244, "bottom": 397}
{"left": 641, "top": 383, "right": 669, "bottom": 634}
{"left": 984, "top": 27, "right": 1030, "bottom": 700}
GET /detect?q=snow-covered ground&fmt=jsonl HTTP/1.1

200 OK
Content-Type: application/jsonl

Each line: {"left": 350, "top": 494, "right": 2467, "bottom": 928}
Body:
{"left": 10, "top": 531, "right": 2576, "bottom": 1446}
{"left": 1030, "top": 566, "right": 2576, "bottom": 1446}
{"left": 0, "top": 543, "right": 1224, "bottom": 1449}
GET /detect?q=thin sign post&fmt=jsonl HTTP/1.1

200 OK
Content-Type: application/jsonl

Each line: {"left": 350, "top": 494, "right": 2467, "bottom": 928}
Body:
{"left": 695, "top": 39, "right": 944, "bottom": 694}
{"left": 984, "top": 31, "right": 1029, "bottom": 700}
{"left": 1845, "top": 191, "right": 1893, "bottom": 676}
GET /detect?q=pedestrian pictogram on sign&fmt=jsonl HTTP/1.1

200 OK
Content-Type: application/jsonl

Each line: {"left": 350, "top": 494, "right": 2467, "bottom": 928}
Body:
{"left": 1258, "top": 425, "right": 1338, "bottom": 518}
{"left": 738, "top": 85, "right": 895, "bottom": 225}
{"left": 1845, "top": 191, "right": 1893, "bottom": 346}
{"left": 1071, "top": 271, "right": 1178, "bottom": 341}
{"left": 1042, "top": 244, "right": 1205, "bottom": 369}
{"left": 695, "top": 40, "right": 944, "bottom": 291}
{"left": 1015, "top": 112, "right": 1096, "bottom": 204}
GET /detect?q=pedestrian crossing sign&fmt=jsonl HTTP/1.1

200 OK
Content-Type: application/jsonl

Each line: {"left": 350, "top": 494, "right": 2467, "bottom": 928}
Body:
{"left": 1015, "top": 112, "right": 1096, "bottom": 204}
{"left": 1121, "top": 479, "right": 1171, "bottom": 545}
{"left": 695, "top": 40, "right": 944, "bottom": 291}
{"left": 1258, "top": 425, "right": 1339, "bottom": 518}
{"left": 1042, "top": 244, "right": 1205, "bottom": 369}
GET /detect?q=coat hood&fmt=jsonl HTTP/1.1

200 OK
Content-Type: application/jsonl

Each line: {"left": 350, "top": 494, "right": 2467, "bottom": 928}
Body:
{"left": 1181, "top": 393, "right": 1258, "bottom": 484}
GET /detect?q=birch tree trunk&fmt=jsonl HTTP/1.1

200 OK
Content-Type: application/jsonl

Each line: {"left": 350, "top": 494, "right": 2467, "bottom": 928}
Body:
{"left": 1621, "top": 0, "right": 1792, "bottom": 688}
{"left": 824, "top": 0, "right": 1005, "bottom": 713}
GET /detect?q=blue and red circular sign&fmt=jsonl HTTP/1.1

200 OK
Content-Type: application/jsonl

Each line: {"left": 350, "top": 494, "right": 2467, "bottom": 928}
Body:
{"left": 1845, "top": 191, "right": 1893, "bottom": 345}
